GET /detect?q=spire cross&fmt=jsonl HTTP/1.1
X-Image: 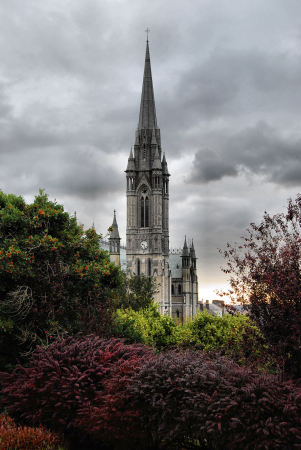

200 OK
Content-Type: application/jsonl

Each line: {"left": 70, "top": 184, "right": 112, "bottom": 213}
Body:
{"left": 145, "top": 27, "right": 150, "bottom": 41}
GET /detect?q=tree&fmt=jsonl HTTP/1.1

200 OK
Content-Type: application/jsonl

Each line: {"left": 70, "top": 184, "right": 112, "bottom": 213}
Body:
{"left": 220, "top": 194, "right": 301, "bottom": 378}
{"left": 115, "top": 273, "right": 158, "bottom": 311}
{"left": 0, "top": 190, "right": 121, "bottom": 369}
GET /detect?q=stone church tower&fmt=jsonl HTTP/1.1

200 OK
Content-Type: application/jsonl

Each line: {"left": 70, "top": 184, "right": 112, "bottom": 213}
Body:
{"left": 109, "top": 210, "right": 121, "bottom": 267}
{"left": 125, "top": 39, "right": 171, "bottom": 312}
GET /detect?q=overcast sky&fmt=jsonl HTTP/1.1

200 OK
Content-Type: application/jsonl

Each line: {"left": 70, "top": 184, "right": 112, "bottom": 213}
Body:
{"left": 1, "top": 0, "right": 301, "bottom": 300}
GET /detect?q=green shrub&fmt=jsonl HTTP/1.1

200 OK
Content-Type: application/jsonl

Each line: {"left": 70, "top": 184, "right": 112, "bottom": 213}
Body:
{"left": 113, "top": 306, "right": 270, "bottom": 367}
{"left": 113, "top": 302, "right": 177, "bottom": 349}
{"left": 175, "top": 310, "right": 269, "bottom": 366}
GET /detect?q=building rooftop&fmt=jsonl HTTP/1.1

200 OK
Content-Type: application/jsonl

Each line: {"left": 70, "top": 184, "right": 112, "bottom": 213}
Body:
{"left": 169, "top": 252, "right": 182, "bottom": 279}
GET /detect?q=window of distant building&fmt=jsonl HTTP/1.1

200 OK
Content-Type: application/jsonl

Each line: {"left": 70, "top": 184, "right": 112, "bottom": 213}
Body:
{"left": 178, "top": 284, "right": 182, "bottom": 295}
{"left": 140, "top": 187, "right": 150, "bottom": 227}
{"left": 137, "top": 259, "right": 141, "bottom": 275}
{"left": 172, "top": 284, "right": 175, "bottom": 295}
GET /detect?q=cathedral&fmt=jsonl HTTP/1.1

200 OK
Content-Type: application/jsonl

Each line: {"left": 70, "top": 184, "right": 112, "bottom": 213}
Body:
{"left": 109, "top": 39, "right": 199, "bottom": 322}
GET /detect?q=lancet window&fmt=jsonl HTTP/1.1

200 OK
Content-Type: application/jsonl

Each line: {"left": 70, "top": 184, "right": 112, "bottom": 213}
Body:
{"left": 140, "top": 187, "right": 150, "bottom": 227}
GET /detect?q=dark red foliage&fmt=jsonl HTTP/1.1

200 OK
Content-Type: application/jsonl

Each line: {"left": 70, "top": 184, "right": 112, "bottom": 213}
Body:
{"left": 220, "top": 194, "right": 301, "bottom": 379}
{"left": 126, "top": 350, "right": 301, "bottom": 449}
{"left": 1, "top": 337, "right": 300, "bottom": 449}
{"left": 0, "top": 335, "right": 153, "bottom": 449}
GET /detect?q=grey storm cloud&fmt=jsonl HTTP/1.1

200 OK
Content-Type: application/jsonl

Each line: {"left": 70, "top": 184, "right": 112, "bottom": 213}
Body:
{"left": 0, "top": 146, "right": 122, "bottom": 199}
{"left": 1, "top": 0, "right": 301, "bottom": 298}
{"left": 190, "top": 122, "right": 301, "bottom": 186}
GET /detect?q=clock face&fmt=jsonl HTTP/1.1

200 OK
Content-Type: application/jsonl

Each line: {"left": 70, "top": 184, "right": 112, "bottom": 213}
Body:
{"left": 140, "top": 240, "right": 148, "bottom": 250}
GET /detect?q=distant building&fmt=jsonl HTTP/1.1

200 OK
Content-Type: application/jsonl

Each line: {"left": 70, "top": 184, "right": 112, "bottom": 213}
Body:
{"left": 108, "top": 39, "right": 199, "bottom": 319}
{"left": 200, "top": 300, "right": 225, "bottom": 317}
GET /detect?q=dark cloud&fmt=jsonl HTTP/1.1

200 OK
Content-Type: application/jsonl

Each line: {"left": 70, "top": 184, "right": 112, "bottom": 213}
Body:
{"left": 190, "top": 122, "right": 301, "bottom": 186}
{"left": 1, "top": 0, "right": 301, "bottom": 298}
{"left": 0, "top": 146, "right": 122, "bottom": 201}
{"left": 190, "top": 149, "right": 238, "bottom": 182}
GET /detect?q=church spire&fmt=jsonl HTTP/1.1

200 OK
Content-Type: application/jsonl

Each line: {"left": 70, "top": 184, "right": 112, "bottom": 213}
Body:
{"left": 138, "top": 39, "right": 157, "bottom": 130}
{"left": 110, "top": 210, "right": 120, "bottom": 239}
{"left": 182, "top": 236, "right": 189, "bottom": 256}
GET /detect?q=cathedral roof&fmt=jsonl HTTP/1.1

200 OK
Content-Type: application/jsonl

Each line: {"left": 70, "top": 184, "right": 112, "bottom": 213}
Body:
{"left": 110, "top": 210, "right": 120, "bottom": 239}
{"left": 138, "top": 40, "right": 158, "bottom": 130}
{"left": 169, "top": 253, "right": 183, "bottom": 279}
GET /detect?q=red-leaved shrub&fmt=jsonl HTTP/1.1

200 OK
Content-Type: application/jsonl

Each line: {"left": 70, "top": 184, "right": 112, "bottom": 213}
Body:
{"left": 2, "top": 337, "right": 300, "bottom": 449}
{"left": 0, "top": 335, "right": 153, "bottom": 449}
{"left": 127, "top": 350, "right": 301, "bottom": 449}
{"left": 0, "top": 413, "right": 61, "bottom": 449}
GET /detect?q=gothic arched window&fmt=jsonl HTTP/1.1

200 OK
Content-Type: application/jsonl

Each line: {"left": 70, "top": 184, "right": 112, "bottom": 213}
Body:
{"left": 171, "top": 284, "right": 175, "bottom": 295}
{"left": 137, "top": 259, "right": 141, "bottom": 276}
{"left": 178, "top": 284, "right": 182, "bottom": 295}
{"left": 140, "top": 197, "right": 145, "bottom": 227}
{"left": 148, "top": 258, "right": 152, "bottom": 277}
{"left": 145, "top": 197, "right": 149, "bottom": 227}
{"left": 140, "top": 187, "right": 150, "bottom": 228}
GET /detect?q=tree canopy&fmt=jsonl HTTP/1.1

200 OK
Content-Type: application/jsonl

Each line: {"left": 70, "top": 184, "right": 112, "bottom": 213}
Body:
{"left": 0, "top": 190, "right": 121, "bottom": 369}
{"left": 221, "top": 194, "right": 301, "bottom": 378}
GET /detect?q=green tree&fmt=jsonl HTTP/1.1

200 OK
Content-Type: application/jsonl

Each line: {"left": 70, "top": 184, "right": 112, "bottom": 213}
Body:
{"left": 0, "top": 190, "right": 121, "bottom": 370}
{"left": 115, "top": 273, "right": 158, "bottom": 311}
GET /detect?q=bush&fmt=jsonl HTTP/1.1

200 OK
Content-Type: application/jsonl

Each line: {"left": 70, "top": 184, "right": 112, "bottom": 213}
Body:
{"left": 1, "top": 338, "right": 300, "bottom": 449}
{"left": 112, "top": 302, "right": 177, "bottom": 349}
{"left": 127, "top": 350, "right": 301, "bottom": 449}
{"left": 0, "top": 414, "right": 62, "bottom": 449}
{"left": 0, "top": 190, "right": 122, "bottom": 369}
{"left": 175, "top": 310, "right": 270, "bottom": 367}
{"left": 114, "top": 307, "right": 269, "bottom": 367}
{"left": 0, "top": 335, "right": 153, "bottom": 449}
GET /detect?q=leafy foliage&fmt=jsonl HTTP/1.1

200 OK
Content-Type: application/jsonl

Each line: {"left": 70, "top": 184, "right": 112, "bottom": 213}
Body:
{"left": 0, "top": 413, "right": 62, "bottom": 449}
{"left": 0, "top": 190, "right": 121, "bottom": 369}
{"left": 112, "top": 302, "right": 177, "bottom": 349}
{"left": 1, "top": 337, "right": 300, "bottom": 449}
{"left": 127, "top": 350, "right": 301, "bottom": 449}
{"left": 175, "top": 310, "right": 269, "bottom": 366}
{"left": 221, "top": 194, "right": 301, "bottom": 378}
{"left": 0, "top": 335, "right": 153, "bottom": 449}
{"left": 114, "top": 273, "right": 157, "bottom": 311}
{"left": 113, "top": 307, "right": 268, "bottom": 366}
